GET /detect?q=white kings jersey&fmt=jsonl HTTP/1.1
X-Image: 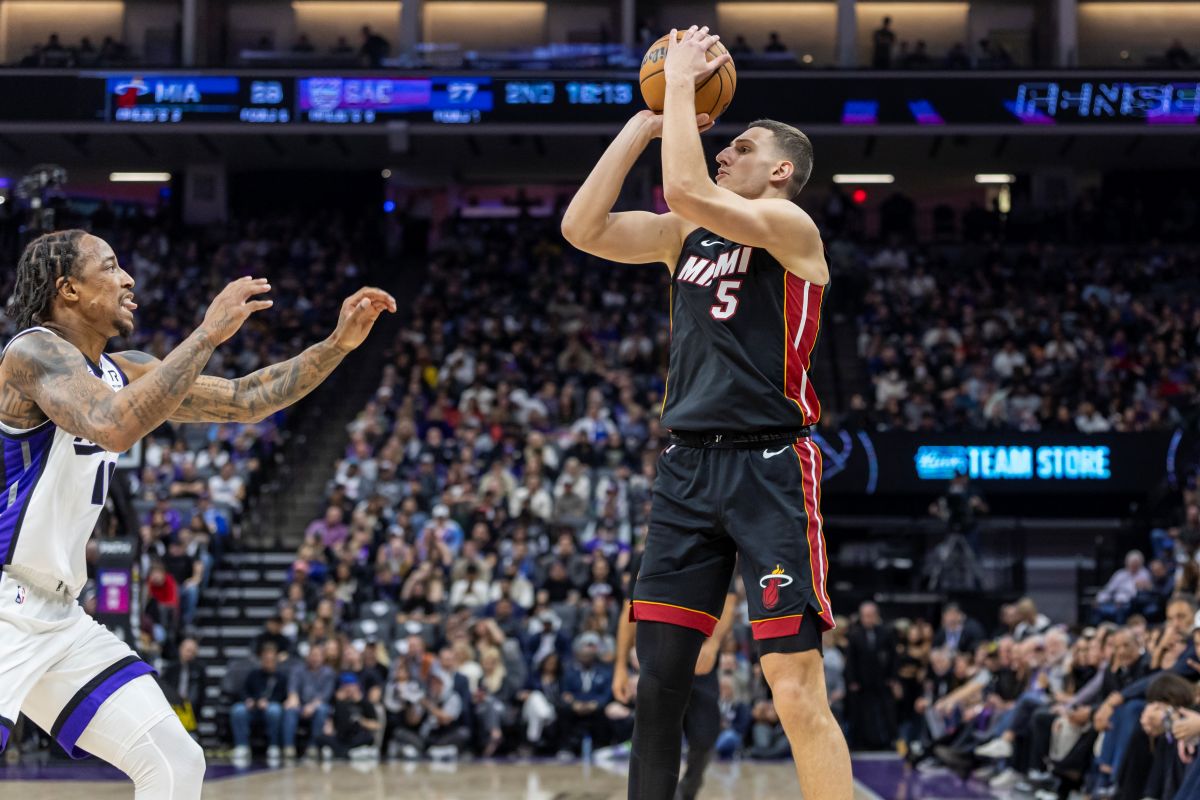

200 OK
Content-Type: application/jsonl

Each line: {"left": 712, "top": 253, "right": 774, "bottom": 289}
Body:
{"left": 0, "top": 327, "right": 127, "bottom": 598}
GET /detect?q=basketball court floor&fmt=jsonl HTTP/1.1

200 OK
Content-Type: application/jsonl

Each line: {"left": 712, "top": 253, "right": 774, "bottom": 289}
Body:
{"left": 0, "top": 755, "right": 1004, "bottom": 799}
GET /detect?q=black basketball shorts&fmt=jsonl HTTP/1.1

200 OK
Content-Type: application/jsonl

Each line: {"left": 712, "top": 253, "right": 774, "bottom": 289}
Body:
{"left": 630, "top": 436, "right": 834, "bottom": 651}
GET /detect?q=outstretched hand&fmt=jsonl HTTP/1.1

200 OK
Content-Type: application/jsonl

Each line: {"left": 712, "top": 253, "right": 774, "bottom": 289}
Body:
{"left": 201, "top": 277, "right": 273, "bottom": 346}
{"left": 664, "top": 25, "right": 732, "bottom": 87}
{"left": 328, "top": 287, "right": 397, "bottom": 353}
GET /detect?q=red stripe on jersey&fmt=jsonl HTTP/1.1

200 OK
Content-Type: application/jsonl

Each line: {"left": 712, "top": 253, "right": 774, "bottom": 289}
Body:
{"left": 783, "top": 273, "right": 824, "bottom": 425}
{"left": 802, "top": 281, "right": 824, "bottom": 423}
{"left": 793, "top": 438, "right": 834, "bottom": 629}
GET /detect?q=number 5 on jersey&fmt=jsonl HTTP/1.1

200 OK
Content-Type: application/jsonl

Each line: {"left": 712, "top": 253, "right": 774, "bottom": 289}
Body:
{"left": 710, "top": 279, "right": 743, "bottom": 320}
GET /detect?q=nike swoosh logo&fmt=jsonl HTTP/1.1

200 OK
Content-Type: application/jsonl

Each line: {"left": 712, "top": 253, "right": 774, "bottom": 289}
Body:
{"left": 763, "top": 447, "right": 790, "bottom": 459}
{"left": 700, "top": 239, "right": 724, "bottom": 247}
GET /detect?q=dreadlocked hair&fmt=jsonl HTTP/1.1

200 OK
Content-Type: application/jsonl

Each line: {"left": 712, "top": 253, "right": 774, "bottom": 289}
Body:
{"left": 7, "top": 229, "right": 87, "bottom": 331}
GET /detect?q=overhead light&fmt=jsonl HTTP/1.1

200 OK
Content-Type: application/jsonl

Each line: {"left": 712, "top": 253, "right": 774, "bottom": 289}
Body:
{"left": 0, "top": 196, "right": 5, "bottom": 205}
{"left": 109, "top": 172, "right": 170, "bottom": 182}
{"left": 381, "top": 168, "right": 392, "bottom": 179}
{"left": 832, "top": 174, "right": 894, "bottom": 184}
{"left": 975, "top": 173, "right": 1015, "bottom": 184}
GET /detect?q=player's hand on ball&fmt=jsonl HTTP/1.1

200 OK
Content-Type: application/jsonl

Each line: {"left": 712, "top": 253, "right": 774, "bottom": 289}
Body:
{"left": 634, "top": 109, "right": 713, "bottom": 138}
{"left": 665, "top": 26, "right": 732, "bottom": 86}
{"left": 329, "top": 287, "right": 397, "bottom": 353}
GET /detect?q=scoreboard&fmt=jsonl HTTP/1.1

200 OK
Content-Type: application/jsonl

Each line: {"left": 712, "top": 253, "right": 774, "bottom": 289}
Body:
{"left": 105, "top": 75, "right": 292, "bottom": 123}
{"left": 4, "top": 72, "right": 1200, "bottom": 129}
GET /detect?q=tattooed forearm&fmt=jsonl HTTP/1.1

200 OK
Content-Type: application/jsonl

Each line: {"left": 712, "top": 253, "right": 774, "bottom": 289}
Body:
{"left": 170, "top": 338, "right": 348, "bottom": 424}
{"left": 6, "top": 329, "right": 216, "bottom": 451}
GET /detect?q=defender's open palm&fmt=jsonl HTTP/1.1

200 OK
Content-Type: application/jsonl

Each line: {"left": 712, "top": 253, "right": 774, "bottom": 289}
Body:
{"left": 202, "top": 277, "right": 273, "bottom": 345}
{"left": 329, "top": 287, "right": 398, "bottom": 353}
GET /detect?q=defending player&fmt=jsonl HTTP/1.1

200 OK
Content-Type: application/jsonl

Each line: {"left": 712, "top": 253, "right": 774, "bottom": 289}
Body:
{"left": 561, "top": 25, "right": 853, "bottom": 800}
{"left": 0, "top": 230, "right": 395, "bottom": 798}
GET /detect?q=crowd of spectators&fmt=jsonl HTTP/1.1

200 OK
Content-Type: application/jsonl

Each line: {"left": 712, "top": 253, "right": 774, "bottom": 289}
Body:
{"left": 845, "top": 237, "right": 1200, "bottom": 433}
{"left": 14, "top": 33, "right": 132, "bottom": 67}
{"left": 11, "top": 23, "right": 1196, "bottom": 70}
{"left": 197, "top": 210, "right": 1200, "bottom": 771}
{"left": 876, "top": 594, "right": 1200, "bottom": 800}
{"left": 124, "top": 213, "right": 370, "bottom": 659}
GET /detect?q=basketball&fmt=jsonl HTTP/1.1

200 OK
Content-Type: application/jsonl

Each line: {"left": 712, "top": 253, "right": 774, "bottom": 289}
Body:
{"left": 639, "top": 30, "right": 737, "bottom": 120}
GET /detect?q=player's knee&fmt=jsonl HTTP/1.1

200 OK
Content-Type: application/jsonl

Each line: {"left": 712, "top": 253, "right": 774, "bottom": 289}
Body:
{"left": 766, "top": 674, "right": 828, "bottom": 726}
{"left": 176, "top": 733, "right": 207, "bottom": 786}
{"left": 635, "top": 669, "right": 690, "bottom": 723}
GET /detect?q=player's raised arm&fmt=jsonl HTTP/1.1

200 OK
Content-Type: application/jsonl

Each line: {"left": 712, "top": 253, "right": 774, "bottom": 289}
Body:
{"left": 659, "top": 26, "right": 827, "bottom": 285}
{"left": 110, "top": 287, "right": 396, "bottom": 424}
{"left": 560, "top": 111, "right": 708, "bottom": 268}
{"left": 4, "top": 277, "right": 272, "bottom": 452}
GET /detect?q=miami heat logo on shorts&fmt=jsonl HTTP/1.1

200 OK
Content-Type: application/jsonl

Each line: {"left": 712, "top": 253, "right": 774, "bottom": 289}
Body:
{"left": 14, "top": 585, "right": 26, "bottom": 605}
{"left": 759, "top": 565, "right": 793, "bottom": 611}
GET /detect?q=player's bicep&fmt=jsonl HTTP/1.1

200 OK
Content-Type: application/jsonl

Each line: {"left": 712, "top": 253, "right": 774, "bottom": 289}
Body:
{"left": 4, "top": 334, "right": 123, "bottom": 448}
{"left": 566, "top": 211, "right": 685, "bottom": 267}
{"left": 669, "top": 193, "right": 827, "bottom": 283}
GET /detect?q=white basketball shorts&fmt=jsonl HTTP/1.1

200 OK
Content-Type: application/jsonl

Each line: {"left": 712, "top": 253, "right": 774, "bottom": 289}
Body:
{"left": 0, "top": 570, "right": 172, "bottom": 757}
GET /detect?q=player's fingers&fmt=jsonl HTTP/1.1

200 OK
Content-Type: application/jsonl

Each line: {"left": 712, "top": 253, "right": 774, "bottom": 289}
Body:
{"left": 711, "top": 53, "right": 733, "bottom": 71}
{"left": 247, "top": 299, "right": 274, "bottom": 313}
{"left": 241, "top": 283, "right": 272, "bottom": 301}
{"left": 361, "top": 287, "right": 398, "bottom": 311}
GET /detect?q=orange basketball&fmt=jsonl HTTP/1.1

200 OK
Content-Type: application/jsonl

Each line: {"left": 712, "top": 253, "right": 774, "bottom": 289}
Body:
{"left": 639, "top": 30, "right": 737, "bottom": 120}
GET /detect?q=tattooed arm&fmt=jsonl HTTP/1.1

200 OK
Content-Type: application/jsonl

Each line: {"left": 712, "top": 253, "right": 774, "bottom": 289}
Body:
{"left": 0, "top": 276, "right": 269, "bottom": 450}
{"left": 111, "top": 340, "right": 347, "bottom": 424}
{"left": 4, "top": 328, "right": 218, "bottom": 452}
{"left": 110, "top": 286, "right": 396, "bottom": 425}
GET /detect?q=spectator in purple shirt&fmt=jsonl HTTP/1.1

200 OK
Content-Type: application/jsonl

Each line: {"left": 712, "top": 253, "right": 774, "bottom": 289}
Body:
{"left": 306, "top": 505, "right": 350, "bottom": 550}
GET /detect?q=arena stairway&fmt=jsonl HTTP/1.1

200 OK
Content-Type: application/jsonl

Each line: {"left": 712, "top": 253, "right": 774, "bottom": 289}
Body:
{"left": 192, "top": 548, "right": 294, "bottom": 748}
{"left": 251, "top": 286, "right": 406, "bottom": 549}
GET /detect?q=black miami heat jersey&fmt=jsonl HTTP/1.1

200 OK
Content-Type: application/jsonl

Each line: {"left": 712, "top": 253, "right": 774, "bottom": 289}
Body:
{"left": 660, "top": 227, "right": 825, "bottom": 432}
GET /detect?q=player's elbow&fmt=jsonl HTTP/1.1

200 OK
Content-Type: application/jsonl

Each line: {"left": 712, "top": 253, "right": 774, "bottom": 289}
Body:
{"left": 559, "top": 214, "right": 594, "bottom": 250}
{"left": 661, "top": 181, "right": 703, "bottom": 215}
{"left": 102, "top": 430, "right": 135, "bottom": 455}
{"left": 661, "top": 183, "right": 687, "bottom": 210}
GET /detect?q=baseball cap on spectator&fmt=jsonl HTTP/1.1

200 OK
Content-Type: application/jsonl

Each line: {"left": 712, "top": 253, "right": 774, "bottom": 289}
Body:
{"left": 388, "top": 524, "right": 405, "bottom": 537}
{"left": 420, "top": 453, "right": 435, "bottom": 465}
{"left": 575, "top": 632, "right": 602, "bottom": 653}
{"left": 433, "top": 504, "right": 450, "bottom": 518}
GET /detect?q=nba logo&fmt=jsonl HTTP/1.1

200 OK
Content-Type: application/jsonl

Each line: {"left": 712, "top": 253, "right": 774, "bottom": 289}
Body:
{"left": 759, "top": 565, "right": 793, "bottom": 611}
{"left": 14, "top": 585, "right": 26, "bottom": 605}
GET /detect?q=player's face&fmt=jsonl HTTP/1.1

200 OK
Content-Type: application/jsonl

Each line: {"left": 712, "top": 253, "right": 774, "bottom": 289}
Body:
{"left": 714, "top": 127, "right": 788, "bottom": 199}
{"left": 74, "top": 234, "right": 136, "bottom": 338}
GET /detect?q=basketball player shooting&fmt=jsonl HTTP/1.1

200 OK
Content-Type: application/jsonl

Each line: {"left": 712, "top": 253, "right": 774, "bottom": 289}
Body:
{"left": 0, "top": 230, "right": 395, "bottom": 798}
{"left": 561, "top": 25, "right": 852, "bottom": 800}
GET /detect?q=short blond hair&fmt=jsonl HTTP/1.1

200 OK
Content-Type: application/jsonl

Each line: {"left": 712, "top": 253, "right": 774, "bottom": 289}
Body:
{"left": 749, "top": 118, "right": 813, "bottom": 198}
